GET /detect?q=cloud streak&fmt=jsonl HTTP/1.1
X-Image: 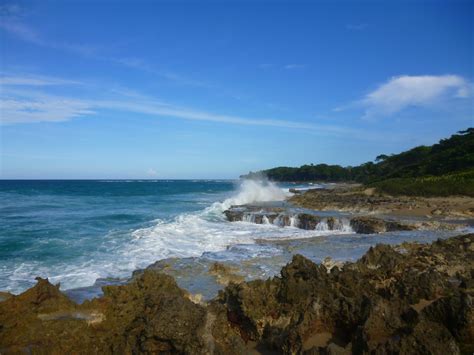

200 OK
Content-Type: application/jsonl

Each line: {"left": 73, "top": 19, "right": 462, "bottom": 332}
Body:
{"left": 284, "top": 64, "right": 305, "bottom": 70}
{"left": 0, "top": 73, "right": 81, "bottom": 86}
{"left": 0, "top": 74, "right": 358, "bottom": 137}
{"left": 1, "top": 95, "right": 96, "bottom": 123}
{"left": 112, "top": 57, "right": 212, "bottom": 87}
{"left": 346, "top": 23, "right": 368, "bottom": 31}
{"left": 0, "top": 19, "right": 97, "bottom": 56}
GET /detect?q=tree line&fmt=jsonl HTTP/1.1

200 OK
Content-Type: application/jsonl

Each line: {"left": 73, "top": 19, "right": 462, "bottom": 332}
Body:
{"left": 241, "top": 128, "right": 474, "bottom": 184}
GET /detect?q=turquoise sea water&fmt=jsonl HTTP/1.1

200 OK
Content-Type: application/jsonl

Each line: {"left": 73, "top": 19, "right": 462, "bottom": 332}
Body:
{"left": 0, "top": 179, "right": 469, "bottom": 295}
{"left": 1, "top": 179, "right": 317, "bottom": 293}
{"left": 0, "top": 180, "right": 236, "bottom": 292}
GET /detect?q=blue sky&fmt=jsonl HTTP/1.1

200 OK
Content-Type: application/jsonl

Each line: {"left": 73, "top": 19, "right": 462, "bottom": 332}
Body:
{"left": 0, "top": 0, "right": 473, "bottom": 179}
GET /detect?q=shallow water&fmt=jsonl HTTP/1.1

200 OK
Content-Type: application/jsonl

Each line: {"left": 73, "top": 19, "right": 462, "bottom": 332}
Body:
{"left": 65, "top": 228, "right": 467, "bottom": 303}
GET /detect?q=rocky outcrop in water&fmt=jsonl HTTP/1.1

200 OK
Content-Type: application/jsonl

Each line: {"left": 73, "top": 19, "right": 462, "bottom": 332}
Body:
{"left": 349, "top": 216, "right": 415, "bottom": 234}
{"left": 1, "top": 234, "right": 473, "bottom": 354}
{"left": 224, "top": 205, "right": 419, "bottom": 234}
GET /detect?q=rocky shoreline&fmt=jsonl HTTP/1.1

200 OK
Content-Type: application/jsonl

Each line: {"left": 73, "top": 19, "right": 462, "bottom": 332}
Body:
{"left": 224, "top": 205, "right": 432, "bottom": 234}
{"left": 1, "top": 233, "right": 473, "bottom": 354}
{"left": 223, "top": 197, "right": 466, "bottom": 235}
{"left": 220, "top": 182, "right": 474, "bottom": 237}
{"left": 1, "top": 186, "right": 473, "bottom": 354}
{"left": 290, "top": 185, "right": 474, "bottom": 219}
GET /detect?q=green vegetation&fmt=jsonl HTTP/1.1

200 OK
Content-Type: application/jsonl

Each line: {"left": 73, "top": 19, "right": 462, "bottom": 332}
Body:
{"left": 369, "top": 169, "right": 474, "bottom": 197}
{"left": 241, "top": 128, "right": 474, "bottom": 196}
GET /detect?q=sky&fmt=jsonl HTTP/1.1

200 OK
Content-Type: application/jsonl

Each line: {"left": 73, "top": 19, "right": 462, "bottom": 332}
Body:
{"left": 0, "top": 0, "right": 473, "bottom": 179}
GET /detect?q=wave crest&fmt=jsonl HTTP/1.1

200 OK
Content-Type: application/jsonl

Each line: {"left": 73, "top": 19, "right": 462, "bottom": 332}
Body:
{"left": 209, "top": 179, "right": 290, "bottom": 213}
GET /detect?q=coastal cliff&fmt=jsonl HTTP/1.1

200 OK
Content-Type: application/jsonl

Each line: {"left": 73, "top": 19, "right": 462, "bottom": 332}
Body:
{"left": 1, "top": 234, "right": 473, "bottom": 354}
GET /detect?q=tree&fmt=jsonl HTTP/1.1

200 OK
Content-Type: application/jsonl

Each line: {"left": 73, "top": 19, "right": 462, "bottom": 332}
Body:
{"left": 375, "top": 154, "right": 389, "bottom": 162}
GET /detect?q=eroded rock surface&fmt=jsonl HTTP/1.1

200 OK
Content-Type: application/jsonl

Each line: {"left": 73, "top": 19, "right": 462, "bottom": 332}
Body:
{"left": 208, "top": 262, "right": 245, "bottom": 286}
{"left": 216, "top": 234, "right": 474, "bottom": 354}
{"left": 0, "top": 272, "right": 246, "bottom": 354}
{"left": 223, "top": 205, "right": 422, "bottom": 234}
{"left": 0, "top": 234, "right": 473, "bottom": 354}
{"left": 349, "top": 216, "right": 415, "bottom": 234}
{"left": 290, "top": 186, "right": 474, "bottom": 219}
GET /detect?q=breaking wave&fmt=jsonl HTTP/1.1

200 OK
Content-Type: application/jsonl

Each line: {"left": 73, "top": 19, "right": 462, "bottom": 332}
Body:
{"left": 209, "top": 179, "right": 291, "bottom": 212}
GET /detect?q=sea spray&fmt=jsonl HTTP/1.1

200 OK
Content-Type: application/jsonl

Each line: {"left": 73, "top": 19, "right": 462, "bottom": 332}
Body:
{"left": 315, "top": 220, "right": 329, "bottom": 231}
{"left": 207, "top": 179, "right": 291, "bottom": 214}
{"left": 289, "top": 215, "right": 299, "bottom": 227}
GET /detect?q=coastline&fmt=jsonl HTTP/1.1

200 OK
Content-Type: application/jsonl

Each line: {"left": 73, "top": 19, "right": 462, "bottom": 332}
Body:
{"left": 1, "top": 0, "right": 471, "bottom": 351}
{"left": 1, "top": 184, "right": 474, "bottom": 353}
{"left": 51, "top": 183, "right": 474, "bottom": 303}
{"left": 3, "top": 182, "right": 473, "bottom": 301}
{"left": 1, "top": 232, "right": 472, "bottom": 353}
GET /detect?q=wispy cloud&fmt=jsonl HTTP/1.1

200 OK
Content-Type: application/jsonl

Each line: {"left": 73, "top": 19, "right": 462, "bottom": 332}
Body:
{"left": 0, "top": 73, "right": 359, "bottom": 137}
{"left": 0, "top": 3, "right": 22, "bottom": 16}
{"left": 361, "top": 75, "right": 471, "bottom": 119}
{"left": 0, "top": 73, "right": 87, "bottom": 123}
{"left": 0, "top": 12, "right": 209, "bottom": 87}
{"left": 111, "top": 57, "right": 211, "bottom": 87}
{"left": 259, "top": 64, "right": 306, "bottom": 71}
{"left": 284, "top": 64, "right": 305, "bottom": 70}
{"left": 259, "top": 63, "right": 273, "bottom": 69}
{"left": 105, "top": 101, "right": 316, "bottom": 129}
{"left": 0, "top": 3, "right": 95, "bottom": 56}
{"left": 0, "top": 20, "right": 40, "bottom": 43}
{"left": 0, "top": 73, "right": 81, "bottom": 86}
{"left": 346, "top": 23, "right": 368, "bottom": 31}
{"left": 1, "top": 91, "right": 96, "bottom": 123}
{"left": 0, "top": 18, "right": 97, "bottom": 56}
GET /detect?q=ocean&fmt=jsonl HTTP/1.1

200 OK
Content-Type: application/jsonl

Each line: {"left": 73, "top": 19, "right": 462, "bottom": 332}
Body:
{"left": 0, "top": 179, "right": 319, "bottom": 293}
{"left": 0, "top": 179, "right": 465, "bottom": 296}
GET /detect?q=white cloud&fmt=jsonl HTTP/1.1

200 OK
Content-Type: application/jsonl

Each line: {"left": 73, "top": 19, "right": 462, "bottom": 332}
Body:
{"left": 362, "top": 75, "right": 471, "bottom": 118}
